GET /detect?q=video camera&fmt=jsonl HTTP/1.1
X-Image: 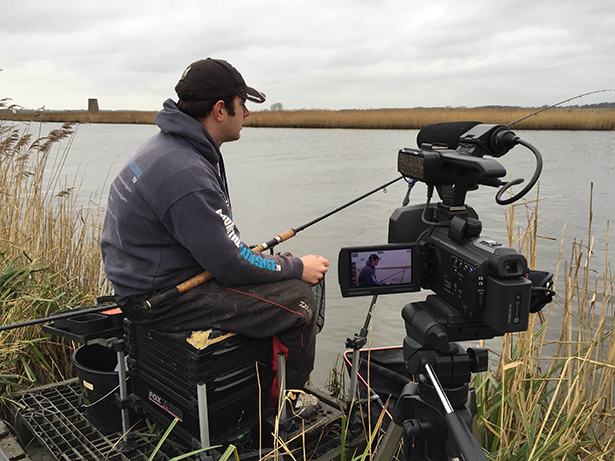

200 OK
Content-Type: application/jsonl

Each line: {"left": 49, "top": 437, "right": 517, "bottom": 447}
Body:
{"left": 339, "top": 122, "right": 554, "bottom": 339}
{"left": 339, "top": 122, "right": 555, "bottom": 460}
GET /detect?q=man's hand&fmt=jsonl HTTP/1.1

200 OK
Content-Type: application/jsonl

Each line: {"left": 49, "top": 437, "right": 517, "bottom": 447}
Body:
{"left": 300, "top": 255, "right": 330, "bottom": 285}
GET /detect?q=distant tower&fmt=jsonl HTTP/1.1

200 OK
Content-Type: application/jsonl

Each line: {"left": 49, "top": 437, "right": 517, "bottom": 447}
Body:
{"left": 88, "top": 98, "right": 100, "bottom": 113}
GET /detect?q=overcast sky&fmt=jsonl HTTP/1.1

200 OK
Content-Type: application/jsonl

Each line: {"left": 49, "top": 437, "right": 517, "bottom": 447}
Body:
{"left": 2, "top": 0, "right": 614, "bottom": 111}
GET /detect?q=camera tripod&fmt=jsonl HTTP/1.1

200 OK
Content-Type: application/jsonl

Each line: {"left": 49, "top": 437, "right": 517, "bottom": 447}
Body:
{"left": 373, "top": 296, "right": 490, "bottom": 461}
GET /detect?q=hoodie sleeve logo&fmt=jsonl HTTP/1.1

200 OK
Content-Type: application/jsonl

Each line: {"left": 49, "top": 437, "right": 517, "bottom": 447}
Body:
{"left": 216, "top": 209, "right": 281, "bottom": 272}
{"left": 216, "top": 209, "right": 241, "bottom": 248}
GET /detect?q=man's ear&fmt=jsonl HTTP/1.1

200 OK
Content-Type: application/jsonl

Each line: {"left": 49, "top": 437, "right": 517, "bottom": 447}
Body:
{"left": 212, "top": 99, "right": 226, "bottom": 122}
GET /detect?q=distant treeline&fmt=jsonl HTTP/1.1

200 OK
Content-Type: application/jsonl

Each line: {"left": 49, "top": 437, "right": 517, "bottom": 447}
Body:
{"left": 570, "top": 102, "right": 615, "bottom": 109}
{"left": 2, "top": 106, "right": 615, "bottom": 130}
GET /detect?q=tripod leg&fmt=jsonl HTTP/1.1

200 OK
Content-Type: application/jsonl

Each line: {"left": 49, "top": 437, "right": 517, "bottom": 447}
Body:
{"left": 373, "top": 421, "right": 403, "bottom": 461}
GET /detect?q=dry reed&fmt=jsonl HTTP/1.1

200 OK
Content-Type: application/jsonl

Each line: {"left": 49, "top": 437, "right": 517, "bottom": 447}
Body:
{"left": 0, "top": 113, "right": 110, "bottom": 397}
{"left": 1, "top": 110, "right": 157, "bottom": 125}
{"left": 474, "top": 184, "right": 614, "bottom": 459}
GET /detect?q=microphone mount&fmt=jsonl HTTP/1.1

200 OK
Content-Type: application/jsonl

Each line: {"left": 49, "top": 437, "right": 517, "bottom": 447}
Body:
{"left": 400, "top": 122, "right": 543, "bottom": 207}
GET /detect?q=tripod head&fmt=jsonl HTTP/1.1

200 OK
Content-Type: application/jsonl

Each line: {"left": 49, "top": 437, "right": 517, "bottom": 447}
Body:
{"left": 393, "top": 296, "right": 489, "bottom": 460}
{"left": 403, "top": 295, "right": 491, "bottom": 377}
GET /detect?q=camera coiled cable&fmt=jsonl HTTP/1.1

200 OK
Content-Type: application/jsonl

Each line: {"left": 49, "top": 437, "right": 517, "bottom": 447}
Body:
{"left": 495, "top": 138, "right": 543, "bottom": 205}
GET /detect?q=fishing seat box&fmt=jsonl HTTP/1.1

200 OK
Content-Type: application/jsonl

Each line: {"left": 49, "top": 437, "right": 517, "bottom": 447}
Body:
{"left": 124, "top": 319, "right": 274, "bottom": 448}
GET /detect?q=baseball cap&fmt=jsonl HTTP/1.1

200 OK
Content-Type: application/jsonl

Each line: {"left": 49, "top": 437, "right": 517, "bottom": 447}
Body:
{"left": 369, "top": 254, "right": 380, "bottom": 261}
{"left": 175, "top": 58, "right": 266, "bottom": 104}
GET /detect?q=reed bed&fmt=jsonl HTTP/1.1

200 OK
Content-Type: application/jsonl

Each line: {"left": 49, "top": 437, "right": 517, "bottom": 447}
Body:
{"left": 246, "top": 107, "right": 615, "bottom": 131}
{"left": 0, "top": 106, "right": 109, "bottom": 398}
{"left": 472, "top": 186, "right": 614, "bottom": 459}
{"left": 2, "top": 106, "right": 615, "bottom": 130}
{"left": 0, "top": 109, "right": 157, "bottom": 125}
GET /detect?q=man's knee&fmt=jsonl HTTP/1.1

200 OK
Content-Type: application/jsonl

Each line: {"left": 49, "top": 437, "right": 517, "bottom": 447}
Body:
{"left": 261, "top": 278, "right": 315, "bottom": 319}
{"left": 286, "top": 279, "right": 317, "bottom": 324}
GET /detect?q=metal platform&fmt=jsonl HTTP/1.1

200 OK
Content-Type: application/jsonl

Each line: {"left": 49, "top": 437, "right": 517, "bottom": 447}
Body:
{"left": 10, "top": 379, "right": 192, "bottom": 461}
{"left": 9, "top": 379, "right": 344, "bottom": 461}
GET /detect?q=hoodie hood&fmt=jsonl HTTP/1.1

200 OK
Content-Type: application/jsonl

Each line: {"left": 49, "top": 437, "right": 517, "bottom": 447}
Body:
{"left": 155, "top": 98, "right": 220, "bottom": 166}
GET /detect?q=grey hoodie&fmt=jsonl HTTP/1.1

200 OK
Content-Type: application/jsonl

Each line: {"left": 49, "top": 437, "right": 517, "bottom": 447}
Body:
{"left": 101, "top": 99, "right": 303, "bottom": 296}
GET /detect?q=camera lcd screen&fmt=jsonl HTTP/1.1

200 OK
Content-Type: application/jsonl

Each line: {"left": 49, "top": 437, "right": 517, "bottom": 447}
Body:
{"left": 338, "top": 243, "right": 421, "bottom": 297}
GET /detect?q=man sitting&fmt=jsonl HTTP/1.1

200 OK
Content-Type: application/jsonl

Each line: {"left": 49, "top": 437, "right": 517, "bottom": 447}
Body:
{"left": 101, "top": 58, "right": 329, "bottom": 390}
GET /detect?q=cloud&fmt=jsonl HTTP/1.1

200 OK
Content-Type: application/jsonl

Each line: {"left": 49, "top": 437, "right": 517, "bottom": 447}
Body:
{"left": 2, "top": 0, "right": 614, "bottom": 110}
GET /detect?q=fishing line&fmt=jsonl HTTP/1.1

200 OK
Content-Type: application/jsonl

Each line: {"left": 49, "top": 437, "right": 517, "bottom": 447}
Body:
{"left": 380, "top": 269, "right": 406, "bottom": 282}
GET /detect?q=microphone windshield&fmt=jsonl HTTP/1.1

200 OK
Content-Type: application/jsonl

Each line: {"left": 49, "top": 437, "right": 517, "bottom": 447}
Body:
{"left": 417, "top": 121, "right": 482, "bottom": 149}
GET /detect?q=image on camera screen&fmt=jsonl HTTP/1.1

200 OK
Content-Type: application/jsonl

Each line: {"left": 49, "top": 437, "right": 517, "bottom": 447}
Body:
{"left": 351, "top": 248, "right": 414, "bottom": 288}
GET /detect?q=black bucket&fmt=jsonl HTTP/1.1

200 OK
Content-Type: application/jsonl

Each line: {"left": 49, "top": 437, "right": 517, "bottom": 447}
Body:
{"left": 72, "top": 344, "right": 124, "bottom": 433}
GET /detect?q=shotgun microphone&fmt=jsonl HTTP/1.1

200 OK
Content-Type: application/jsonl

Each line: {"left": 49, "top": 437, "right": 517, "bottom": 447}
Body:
{"left": 417, "top": 122, "right": 520, "bottom": 158}
{"left": 416, "top": 121, "right": 481, "bottom": 149}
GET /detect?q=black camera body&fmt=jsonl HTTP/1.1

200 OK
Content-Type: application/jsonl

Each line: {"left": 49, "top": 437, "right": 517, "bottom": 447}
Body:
{"left": 388, "top": 204, "right": 532, "bottom": 336}
{"left": 339, "top": 204, "right": 533, "bottom": 338}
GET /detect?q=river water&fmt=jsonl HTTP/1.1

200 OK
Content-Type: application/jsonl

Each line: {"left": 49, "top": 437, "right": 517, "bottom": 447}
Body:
{"left": 40, "top": 123, "right": 615, "bottom": 386}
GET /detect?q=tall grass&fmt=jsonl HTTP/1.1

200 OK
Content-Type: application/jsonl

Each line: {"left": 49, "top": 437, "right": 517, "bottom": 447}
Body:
{"left": 473, "top": 186, "right": 614, "bottom": 459}
{"left": 0, "top": 101, "right": 109, "bottom": 398}
{"left": 2, "top": 105, "right": 615, "bottom": 130}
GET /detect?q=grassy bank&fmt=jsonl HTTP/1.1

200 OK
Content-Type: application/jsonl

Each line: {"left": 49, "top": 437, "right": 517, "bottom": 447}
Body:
{"left": 2, "top": 105, "right": 615, "bottom": 130}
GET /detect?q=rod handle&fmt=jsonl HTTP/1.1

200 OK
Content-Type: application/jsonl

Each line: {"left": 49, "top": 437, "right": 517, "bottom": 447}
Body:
{"left": 177, "top": 271, "right": 214, "bottom": 292}
{"left": 144, "top": 271, "right": 215, "bottom": 310}
{"left": 256, "top": 229, "right": 296, "bottom": 251}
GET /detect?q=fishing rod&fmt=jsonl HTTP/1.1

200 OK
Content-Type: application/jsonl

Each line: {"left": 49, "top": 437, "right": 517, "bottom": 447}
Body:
{"left": 380, "top": 269, "right": 407, "bottom": 282}
{"left": 143, "top": 176, "right": 405, "bottom": 310}
{"left": 0, "top": 304, "right": 117, "bottom": 332}
{"left": 507, "top": 89, "right": 615, "bottom": 127}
